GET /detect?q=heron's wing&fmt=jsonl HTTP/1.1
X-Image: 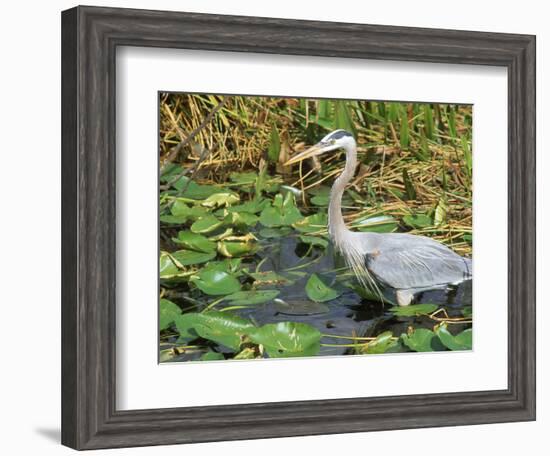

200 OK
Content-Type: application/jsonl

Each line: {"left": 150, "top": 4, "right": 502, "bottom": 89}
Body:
{"left": 366, "top": 236, "right": 471, "bottom": 290}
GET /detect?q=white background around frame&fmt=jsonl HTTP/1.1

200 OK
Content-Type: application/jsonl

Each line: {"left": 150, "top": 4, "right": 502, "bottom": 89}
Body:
{"left": 0, "top": 1, "right": 547, "bottom": 455}
{"left": 116, "top": 47, "right": 508, "bottom": 410}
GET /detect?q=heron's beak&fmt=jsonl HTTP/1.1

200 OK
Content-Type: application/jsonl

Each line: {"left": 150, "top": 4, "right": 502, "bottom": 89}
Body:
{"left": 284, "top": 142, "right": 333, "bottom": 166}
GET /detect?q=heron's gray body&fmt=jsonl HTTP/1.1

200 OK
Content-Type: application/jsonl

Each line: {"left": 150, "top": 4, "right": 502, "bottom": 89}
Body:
{"left": 286, "top": 129, "right": 473, "bottom": 306}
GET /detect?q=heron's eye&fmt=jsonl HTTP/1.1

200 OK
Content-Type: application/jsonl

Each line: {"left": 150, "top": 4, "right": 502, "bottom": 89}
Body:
{"left": 330, "top": 139, "right": 336, "bottom": 145}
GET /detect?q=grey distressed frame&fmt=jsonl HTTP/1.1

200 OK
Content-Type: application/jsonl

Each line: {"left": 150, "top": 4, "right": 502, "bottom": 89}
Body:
{"left": 61, "top": 5, "right": 536, "bottom": 450}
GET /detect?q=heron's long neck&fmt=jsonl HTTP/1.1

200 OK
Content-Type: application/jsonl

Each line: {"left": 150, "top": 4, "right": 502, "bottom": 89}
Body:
{"left": 328, "top": 143, "right": 357, "bottom": 249}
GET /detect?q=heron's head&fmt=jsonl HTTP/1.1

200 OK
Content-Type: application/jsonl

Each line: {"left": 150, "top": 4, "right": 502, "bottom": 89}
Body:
{"left": 285, "top": 129, "right": 355, "bottom": 165}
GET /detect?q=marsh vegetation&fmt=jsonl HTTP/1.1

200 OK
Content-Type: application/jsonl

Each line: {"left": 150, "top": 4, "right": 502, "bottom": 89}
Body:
{"left": 159, "top": 93, "right": 473, "bottom": 362}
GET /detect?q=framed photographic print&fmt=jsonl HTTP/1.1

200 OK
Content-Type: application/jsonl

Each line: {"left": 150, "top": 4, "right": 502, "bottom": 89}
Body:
{"left": 61, "top": 5, "right": 536, "bottom": 450}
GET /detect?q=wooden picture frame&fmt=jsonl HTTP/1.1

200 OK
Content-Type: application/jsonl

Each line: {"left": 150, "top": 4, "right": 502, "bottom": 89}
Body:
{"left": 61, "top": 5, "right": 536, "bottom": 450}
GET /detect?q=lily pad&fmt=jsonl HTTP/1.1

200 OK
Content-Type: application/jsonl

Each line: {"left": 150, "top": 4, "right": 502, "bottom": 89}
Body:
{"left": 259, "top": 193, "right": 303, "bottom": 227}
{"left": 305, "top": 274, "right": 341, "bottom": 302}
{"left": 227, "top": 198, "right": 270, "bottom": 214}
{"left": 248, "top": 322, "right": 321, "bottom": 358}
{"left": 172, "top": 231, "right": 216, "bottom": 253}
{"left": 159, "top": 298, "right": 182, "bottom": 330}
{"left": 401, "top": 328, "right": 446, "bottom": 352}
{"left": 159, "top": 252, "right": 184, "bottom": 279}
{"left": 171, "top": 176, "right": 221, "bottom": 199}
{"left": 202, "top": 192, "right": 240, "bottom": 208}
{"left": 175, "top": 311, "right": 255, "bottom": 350}
{"left": 363, "top": 331, "right": 398, "bottom": 354}
{"left": 171, "top": 249, "right": 216, "bottom": 266}
{"left": 389, "top": 303, "right": 438, "bottom": 317}
{"left": 435, "top": 324, "right": 472, "bottom": 351}
{"left": 200, "top": 351, "right": 225, "bottom": 361}
{"left": 224, "top": 290, "right": 280, "bottom": 306}
{"left": 299, "top": 235, "right": 329, "bottom": 249}
{"left": 258, "top": 227, "right": 292, "bottom": 238}
{"left": 191, "top": 215, "right": 223, "bottom": 234}
{"left": 217, "top": 240, "right": 258, "bottom": 258}
{"left": 248, "top": 271, "right": 291, "bottom": 285}
{"left": 293, "top": 213, "right": 328, "bottom": 233}
{"left": 190, "top": 270, "right": 241, "bottom": 295}
{"left": 354, "top": 215, "right": 398, "bottom": 233}
{"left": 403, "top": 213, "right": 433, "bottom": 229}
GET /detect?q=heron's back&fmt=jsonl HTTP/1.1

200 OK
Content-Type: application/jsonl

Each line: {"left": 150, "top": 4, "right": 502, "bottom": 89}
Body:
{"left": 364, "top": 233, "right": 471, "bottom": 290}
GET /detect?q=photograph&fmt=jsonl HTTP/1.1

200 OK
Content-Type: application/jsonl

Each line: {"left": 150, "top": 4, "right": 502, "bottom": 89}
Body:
{"left": 158, "top": 93, "right": 473, "bottom": 362}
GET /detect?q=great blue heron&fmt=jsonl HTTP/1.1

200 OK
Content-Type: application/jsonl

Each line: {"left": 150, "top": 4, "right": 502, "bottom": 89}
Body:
{"left": 285, "top": 129, "right": 472, "bottom": 306}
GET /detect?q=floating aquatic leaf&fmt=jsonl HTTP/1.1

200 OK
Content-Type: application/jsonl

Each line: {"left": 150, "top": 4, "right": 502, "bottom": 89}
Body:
{"left": 354, "top": 215, "right": 398, "bottom": 233}
{"left": 224, "top": 290, "right": 280, "bottom": 306}
{"left": 171, "top": 176, "right": 221, "bottom": 199}
{"left": 248, "top": 322, "right": 321, "bottom": 358}
{"left": 362, "top": 331, "right": 398, "bottom": 354}
{"left": 225, "top": 211, "right": 259, "bottom": 228}
{"left": 227, "top": 198, "right": 270, "bottom": 214}
{"left": 305, "top": 274, "right": 341, "bottom": 302}
{"left": 160, "top": 214, "right": 188, "bottom": 224}
{"left": 258, "top": 227, "right": 292, "bottom": 238}
{"left": 159, "top": 252, "right": 184, "bottom": 279}
{"left": 202, "top": 258, "right": 242, "bottom": 275}
{"left": 259, "top": 193, "right": 303, "bottom": 227}
{"left": 217, "top": 240, "right": 258, "bottom": 258}
{"left": 299, "top": 235, "right": 328, "bottom": 249}
{"left": 389, "top": 303, "right": 438, "bottom": 317}
{"left": 403, "top": 213, "right": 433, "bottom": 229}
{"left": 172, "top": 231, "right": 216, "bottom": 253}
{"left": 190, "top": 270, "right": 241, "bottom": 295}
{"left": 200, "top": 351, "right": 225, "bottom": 361}
{"left": 191, "top": 215, "right": 223, "bottom": 234}
{"left": 159, "top": 298, "right": 182, "bottom": 330}
{"left": 175, "top": 311, "right": 255, "bottom": 350}
{"left": 401, "top": 328, "right": 446, "bottom": 352}
{"left": 435, "top": 324, "right": 472, "bottom": 351}
{"left": 171, "top": 249, "right": 216, "bottom": 266}
{"left": 202, "top": 192, "right": 240, "bottom": 208}
{"left": 234, "top": 347, "right": 258, "bottom": 359}
{"left": 248, "top": 271, "right": 291, "bottom": 285}
{"left": 292, "top": 213, "right": 327, "bottom": 233}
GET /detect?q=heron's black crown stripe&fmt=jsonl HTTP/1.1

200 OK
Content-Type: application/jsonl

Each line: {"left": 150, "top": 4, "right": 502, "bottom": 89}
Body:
{"left": 329, "top": 130, "right": 353, "bottom": 139}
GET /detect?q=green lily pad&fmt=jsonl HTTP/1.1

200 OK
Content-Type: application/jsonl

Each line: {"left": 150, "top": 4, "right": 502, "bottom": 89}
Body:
{"left": 191, "top": 215, "right": 224, "bottom": 234}
{"left": 258, "top": 227, "right": 292, "bottom": 238}
{"left": 401, "top": 328, "right": 446, "bottom": 352}
{"left": 248, "top": 271, "right": 291, "bottom": 285}
{"left": 354, "top": 215, "right": 398, "bottom": 233}
{"left": 299, "top": 235, "right": 329, "bottom": 249}
{"left": 403, "top": 213, "right": 433, "bottom": 229}
{"left": 159, "top": 252, "right": 184, "bottom": 279}
{"left": 202, "top": 192, "right": 240, "bottom": 208}
{"left": 248, "top": 322, "right": 321, "bottom": 358}
{"left": 175, "top": 311, "right": 255, "bottom": 350}
{"left": 190, "top": 270, "right": 241, "bottom": 295}
{"left": 225, "top": 211, "right": 259, "bottom": 228}
{"left": 171, "top": 176, "right": 221, "bottom": 199}
{"left": 217, "top": 240, "right": 258, "bottom": 258}
{"left": 200, "top": 351, "right": 225, "bottom": 361}
{"left": 363, "top": 331, "right": 398, "bottom": 354}
{"left": 305, "top": 273, "right": 341, "bottom": 302}
{"left": 435, "top": 325, "right": 472, "bottom": 351}
{"left": 171, "top": 249, "right": 216, "bottom": 266}
{"left": 171, "top": 200, "right": 209, "bottom": 219}
{"left": 172, "top": 231, "right": 216, "bottom": 253}
{"left": 389, "top": 303, "right": 438, "bottom": 317}
{"left": 259, "top": 193, "right": 303, "bottom": 227}
{"left": 159, "top": 298, "right": 182, "bottom": 330}
{"left": 224, "top": 290, "right": 280, "bottom": 305}
{"left": 229, "top": 171, "right": 258, "bottom": 186}
{"left": 227, "top": 198, "right": 269, "bottom": 214}
{"left": 293, "top": 213, "right": 328, "bottom": 233}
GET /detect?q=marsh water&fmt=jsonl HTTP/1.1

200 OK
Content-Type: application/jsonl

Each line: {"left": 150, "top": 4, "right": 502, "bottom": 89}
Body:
{"left": 162, "top": 228, "right": 472, "bottom": 362}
